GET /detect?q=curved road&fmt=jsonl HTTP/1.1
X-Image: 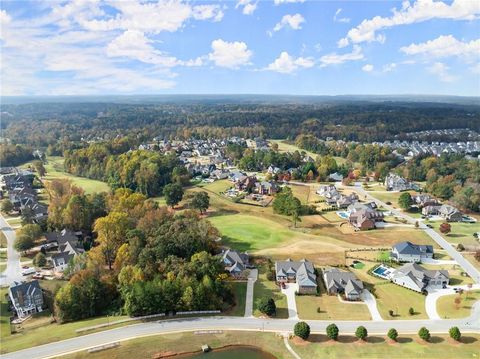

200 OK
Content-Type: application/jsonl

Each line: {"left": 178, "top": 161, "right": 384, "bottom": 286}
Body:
{"left": 2, "top": 306, "right": 479, "bottom": 359}
{"left": 0, "top": 214, "right": 23, "bottom": 287}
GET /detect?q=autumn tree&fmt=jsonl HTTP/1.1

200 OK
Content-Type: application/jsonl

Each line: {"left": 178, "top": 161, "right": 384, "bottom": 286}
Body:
{"left": 32, "top": 160, "right": 46, "bottom": 177}
{"left": 439, "top": 222, "right": 451, "bottom": 235}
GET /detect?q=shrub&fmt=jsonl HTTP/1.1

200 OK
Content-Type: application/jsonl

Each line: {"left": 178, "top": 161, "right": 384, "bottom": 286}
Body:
{"left": 409, "top": 307, "right": 414, "bottom": 316}
{"left": 326, "top": 323, "right": 339, "bottom": 341}
{"left": 316, "top": 307, "right": 321, "bottom": 313}
{"left": 388, "top": 310, "right": 394, "bottom": 317}
{"left": 33, "top": 252, "right": 47, "bottom": 267}
{"left": 449, "top": 326, "right": 461, "bottom": 341}
{"left": 294, "top": 321, "right": 310, "bottom": 340}
{"left": 355, "top": 326, "right": 368, "bottom": 341}
{"left": 258, "top": 297, "right": 276, "bottom": 316}
{"left": 387, "top": 328, "right": 398, "bottom": 341}
{"left": 266, "top": 270, "right": 275, "bottom": 281}
{"left": 457, "top": 243, "right": 465, "bottom": 252}
{"left": 418, "top": 327, "right": 430, "bottom": 341}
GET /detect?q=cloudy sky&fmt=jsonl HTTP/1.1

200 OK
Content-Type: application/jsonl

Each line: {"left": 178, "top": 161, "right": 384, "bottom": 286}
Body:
{"left": 1, "top": 0, "right": 479, "bottom": 96}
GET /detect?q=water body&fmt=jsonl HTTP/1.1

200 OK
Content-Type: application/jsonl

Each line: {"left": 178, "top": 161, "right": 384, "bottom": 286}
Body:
{"left": 179, "top": 346, "right": 276, "bottom": 359}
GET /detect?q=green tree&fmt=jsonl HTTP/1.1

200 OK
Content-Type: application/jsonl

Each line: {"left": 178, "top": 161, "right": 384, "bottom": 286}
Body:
{"left": 189, "top": 191, "right": 210, "bottom": 214}
{"left": 387, "top": 328, "right": 398, "bottom": 341}
{"left": 408, "top": 307, "right": 415, "bottom": 316}
{"left": 355, "top": 326, "right": 368, "bottom": 341}
{"left": 19, "top": 224, "right": 42, "bottom": 241}
{"left": 32, "top": 160, "right": 46, "bottom": 177}
{"left": 398, "top": 192, "right": 413, "bottom": 210}
{"left": 294, "top": 321, "right": 310, "bottom": 340}
{"left": 418, "top": 327, "right": 430, "bottom": 341}
{"left": 33, "top": 252, "right": 47, "bottom": 267}
{"left": 449, "top": 326, "right": 461, "bottom": 341}
{"left": 20, "top": 206, "right": 35, "bottom": 225}
{"left": 14, "top": 234, "right": 35, "bottom": 253}
{"left": 257, "top": 297, "right": 276, "bottom": 316}
{"left": 326, "top": 323, "right": 339, "bottom": 341}
{"left": 1, "top": 199, "right": 14, "bottom": 214}
{"left": 163, "top": 183, "right": 184, "bottom": 208}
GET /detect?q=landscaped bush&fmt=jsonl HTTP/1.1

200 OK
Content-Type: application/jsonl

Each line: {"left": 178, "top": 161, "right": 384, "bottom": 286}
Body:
{"left": 408, "top": 307, "right": 414, "bottom": 316}
{"left": 387, "top": 328, "right": 398, "bottom": 341}
{"left": 418, "top": 327, "right": 430, "bottom": 341}
{"left": 449, "top": 326, "right": 461, "bottom": 341}
{"left": 355, "top": 326, "right": 368, "bottom": 341}
{"left": 326, "top": 323, "right": 339, "bottom": 341}
{"left": 294, "top": 321, "right": 310, "bottom": 340}
{"left": 257, "top": 297, "right": 276, "bottom": 316}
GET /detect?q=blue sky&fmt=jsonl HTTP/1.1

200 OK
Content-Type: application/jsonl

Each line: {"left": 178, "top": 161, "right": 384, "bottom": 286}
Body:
{"left": 1, "top": 0, "right": 479, "bottom": 96}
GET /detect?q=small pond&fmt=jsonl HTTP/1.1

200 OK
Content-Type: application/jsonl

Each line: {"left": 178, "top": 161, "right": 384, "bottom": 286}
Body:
{"left": 178, "top": 345, "right": 277, "bottom": 359}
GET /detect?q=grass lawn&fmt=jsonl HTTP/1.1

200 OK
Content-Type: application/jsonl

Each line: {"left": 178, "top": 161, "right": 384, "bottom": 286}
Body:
{"left": 195, "top": 179, "right": 232, "bottom": 194}
{"left": 1, "top": 288, "right": 12, "bottom": 339}
{"left": 25, "top": 156, "right": 110, "bottom": 194}
{"left": 368, "top": 190, "right": 419, "bottom": 209}
{"left": 270, "top": 139, "right": 347, "bottom": 165}
{"left": 351, "top": 263, "right": 428, "bottom": 320}
{"left": 0, "top": 264, "right": 6, "bottom": 272}
{"left": 0, "top": 232, "right": 7, "bottom": 248}
{"left": 0, "top": 251, "right": 6, "bottom": 260}
{"left": 296, "top": 275, "right": 371, "bottom": 321}
{"left": 426, "top": 221, "right": 480, "bottom": 246}
{"left": 291, "top": 333, "right": 480, "bottom": 359}
{"left": 65, "top": 331, "right": 289, "bottom": 359}
{"left": 436, "top": 290, "right": 480, "bottom": 319}
{"left": 253, "top": 263, "right": 288, "bottom": 319}
{"left": 225, "top": 281, "right": 247, "bottom": 316}
{"left": 464, "top": 253, "right": 480, "bottom": 271}
{"left": 6, "top": 217, "right": 22, "bottom": 227}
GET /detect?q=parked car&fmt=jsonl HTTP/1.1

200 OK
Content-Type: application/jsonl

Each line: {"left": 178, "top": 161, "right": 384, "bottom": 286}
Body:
{"left": 21, "top": 267, "right": 36, "bottom": 276}
{"left": 32, "top": 272, "right": 44, "bottom": 279}
{"left": 426, "top": 224, "right": 433, "bottom": 228}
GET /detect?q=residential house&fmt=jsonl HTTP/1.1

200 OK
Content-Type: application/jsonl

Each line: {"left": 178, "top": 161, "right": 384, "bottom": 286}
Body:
{"left": 323, "top": 267, "right": 364, "bottom": 300}
{"left": 235, "top": 176, "right": 257, "bottom": 192}
{"left": 328, "top": 172, "right": 344, "bottom": 182}
{"left": 384, "top": 174, "right": 413, "bottom": 191}
{"left": 439, "top": 205, "right": 463, "bottom": 222}
{"left": 391, "top": 241, "right": 434, "bottom": 263}
{"left": 349, "top": 208, "right": 384, "bottom": 230}
{"left": 254, "top": 181, "right": 279, "bottom": 196}
{"left": 422, "top": 205, "right": 441, "bottom": 216}
{"left": 316, "top": 184, "right": 338, "bottom": 198}
{"left": 220, "top": 249, "right": 250, "bottom": 277}
{"left": 52, "top": 241, "right": 84, "bottom": 273}
{"left": 390, "top": 263, "right": 449, "bottom": 293}
{"left": 412, "top": 194, "right": 439, "bottom": 208}
{"left": 46, "top": 229, "right": 82, "bottom": 247}
{"left": 9, "top": 280, "right": 44, "bottom": 318}
{"left": 275, "top": 259, "right": 317, "bottom": 294}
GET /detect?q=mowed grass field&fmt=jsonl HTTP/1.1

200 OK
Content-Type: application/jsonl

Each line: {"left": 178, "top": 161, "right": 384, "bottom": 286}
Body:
{"left": 225, "top": 281, "right": 247, "bottom": 316}
{"left": 436, "top": 290, "right": 480, "bottom": 319}
{"left": 23, "top": 156, "right": 110, "bottom": 194}
{"left": 269, "top": 139, "right": 347, "bottom": 165}
{"left": 426, "top": 220, "right": 480, "bottom": 246}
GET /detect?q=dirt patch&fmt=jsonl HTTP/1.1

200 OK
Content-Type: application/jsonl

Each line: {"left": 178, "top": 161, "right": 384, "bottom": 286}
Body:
{"left": 291, "top": 337, "right": 309, "bottom": 346}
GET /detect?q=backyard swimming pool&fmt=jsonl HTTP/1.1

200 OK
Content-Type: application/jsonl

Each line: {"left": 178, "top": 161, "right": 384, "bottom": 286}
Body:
{"left": 372, "top": 264, "right": 394, "bottom": 279}
{"left": 336, "top": 211, "right": 349, "bottom": 219}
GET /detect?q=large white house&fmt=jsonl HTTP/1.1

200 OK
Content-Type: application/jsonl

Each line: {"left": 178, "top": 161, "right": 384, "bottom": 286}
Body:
{"left": 390, "top": 241, "right": 434, "bottom": 263}
{"left": 390, "top": 263, "right": 449, "bottom": 293}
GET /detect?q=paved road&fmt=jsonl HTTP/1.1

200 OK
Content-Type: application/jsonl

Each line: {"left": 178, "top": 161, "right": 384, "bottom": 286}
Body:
{"left": 0, "top": 214, "right": 23, "bottom": 287}
{"left": 3, "top": 306, "right": 479, "bottom": 359}
{"left": 348, "top": 182, "right": 480, "bottom": 284}
{"left": 244, "top": 269, "right": 258, "bottom": 317}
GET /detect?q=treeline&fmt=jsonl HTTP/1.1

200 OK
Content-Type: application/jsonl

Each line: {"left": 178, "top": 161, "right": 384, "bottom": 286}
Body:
{"left": 54, "top": 189, "right": 232, "bottom": 322}
{"left": 3, "top": 101, "right": 479, "bottom": 147}
{"left": 397, "top": 154, "right": 480, "bottom": 212}
{"left": 64, "top": 143, "right": 185, "bottom": 197}
{"left": 0, "top": 144, "right": 34, "bottom": 166}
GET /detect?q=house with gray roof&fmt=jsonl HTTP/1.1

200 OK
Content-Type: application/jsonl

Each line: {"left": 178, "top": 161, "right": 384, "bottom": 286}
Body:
{"left": 51, "top": 241, "right": 84, "bottom": 273}
{"left": 220, "top": 249, "right": 250, "bottom": 277}
{"left": 275, "top": 259, "right": 317, "bottom": 294}
{"left": 384, "top": 174, "right": 413, "bottom": 192}
{"left": 439, "top": 205, "right": 463, "bottom": 222}
{"left": 323, "top": 268, "right": 364, "bottom": 300}
{"left": 9, "top": 280, "right": 44, "bottom": 318}
{"left": 391, "top": 263, "right": 449, "bottom": 293}
{"left": 391, "top": 241, "right": 433, "bottom": 263}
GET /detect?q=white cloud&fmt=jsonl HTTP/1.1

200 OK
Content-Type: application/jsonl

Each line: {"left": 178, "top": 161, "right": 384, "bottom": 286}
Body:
{"left": 192, "top": 4, "right": 224, "bottom": 22}
{"left": 382, "top": 63, "right": 397, "bottom": 72}
{"left": 400, "top": 35, "right": 480, "bottom": 62}
{"left": 362, "top": 64, "right": 374, "bottom": 72}
{"left": 339, "top": 0, "right": 480, "bottom": 47}
{"left": 320, "top": 45, "right": 364, "bottom": 67}
{"left": 266, "top": 51, "right": 314, "bottom": 73}
{"left": 236, "top": 0, "right": 257, "bottom": 15}
{"left": 334, "top": 8, "right": 350, "bottom": 23}
{"left": 273, "top": 13, "right": 305, "bottom": 32}
{"left": 428, "top": 62, "right": 457, "bottom": 82}
{"left": 208, "top": 39, "right": 252, "bottom": 68}
{"left": 274, "top": 0, "right": 305, "bottom": 5}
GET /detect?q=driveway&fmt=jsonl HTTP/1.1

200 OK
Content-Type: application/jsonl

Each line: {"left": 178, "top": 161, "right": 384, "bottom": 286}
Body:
{"left": 281, "top": 283, "right": 299, "bottom": 320}
{"left": 244, "top": 269, "right": 258, "bottom": 317}
{"left": 421, "top": 258, "right": 457, "bottom": 265}
{"left": 361, "top": 289, "right": 383, "bottom": 321}
{"left": 0, "top": 214, "right": 23, "bottom": 287}
{"left": 425, "top": 284, "right": 480, "bottom": 319}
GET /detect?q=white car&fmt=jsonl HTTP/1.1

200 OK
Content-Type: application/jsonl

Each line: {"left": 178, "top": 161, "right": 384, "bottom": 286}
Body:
{"left": 21, "top": 267, "right": 36, "bottom": 276}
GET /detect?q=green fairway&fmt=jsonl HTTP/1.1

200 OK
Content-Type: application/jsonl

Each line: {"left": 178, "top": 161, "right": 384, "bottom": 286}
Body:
{"left": 209, "top": 214, "right": 308, "bottom": 252}
{"left": 25, "top": 156, "right": 110, "bottom": 194}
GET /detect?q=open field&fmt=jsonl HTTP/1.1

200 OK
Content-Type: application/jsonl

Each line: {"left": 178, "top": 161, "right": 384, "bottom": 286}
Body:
{"left": 23, "top": 156, "right": 110, "bottom": 194}
{"left": 270, "top": 139, "right": 347, "bottom": 165}
{"left": 425, "top": 220, "right": 480, "bottom": 246}
{"left": 436, "top": 290, "right": 480, "bottom": 319}
{"left": 350, "top": 262, "right": 428, "bottom": 320}
{"left": 65, "top": 331, "right": 289, "bottom": 359}
{"left": 292, "top": 333, "right": 480, "bottom": 359}
{"left": 366, "top": 190, "right": 419, "bottom": 209}
{"left": 253, "top": 263, "right": 288, "bottom": 319}
{"left": 225, "top": 281, "right": 247, "bottom": 316}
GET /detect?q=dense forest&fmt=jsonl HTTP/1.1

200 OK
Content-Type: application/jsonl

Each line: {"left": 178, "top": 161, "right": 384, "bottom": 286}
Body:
{"left": 2, "top": 98, "right": 479, "bottom": 147}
